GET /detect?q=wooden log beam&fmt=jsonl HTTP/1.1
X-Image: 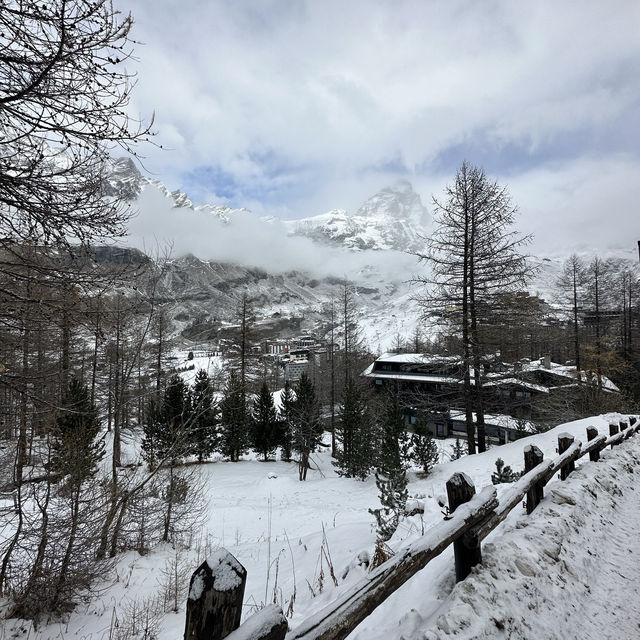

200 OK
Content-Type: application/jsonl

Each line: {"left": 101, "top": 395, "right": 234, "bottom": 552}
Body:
{"left": 467, "top": 458, "right": 553, "bottom": 544}
{"left": 605, "top": 431, "right": 626, "bottom": 449}
{"left": 225, "top": 605, "right": 288, "bottom": 640}
{"left": 286, "top": 486, "right": 498, "bottom": 640}
{"left": 184, "top": 549, "right": 247, "bottom": 640}
{"left": 585, "top": 427, "right": 602, "bottom": 462}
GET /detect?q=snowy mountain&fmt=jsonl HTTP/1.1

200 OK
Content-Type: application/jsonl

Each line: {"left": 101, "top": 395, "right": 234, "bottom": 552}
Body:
{"left": 104, "top": 158, "right": 638, "bottom": 350}
{"left": 285, "top": 180, "right": 431, "bottom": 252}
{"left": 102, "top": 159, "right": 429, "bottom": 347}
{"left": 105, "top": 158, "right": 430, "bottom": 253}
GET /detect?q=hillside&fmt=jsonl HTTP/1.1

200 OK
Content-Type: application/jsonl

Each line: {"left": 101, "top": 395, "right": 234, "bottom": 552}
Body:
{"left": 105, "top": 159, "right": 638, "bottom": 352}
{"left": 6, "top": 412, "right": 638, "bottom": 639}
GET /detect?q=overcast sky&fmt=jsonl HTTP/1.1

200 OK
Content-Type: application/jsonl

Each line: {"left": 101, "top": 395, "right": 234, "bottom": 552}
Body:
{"left": 119, "top": 0, "right": 640, "bottom": 254}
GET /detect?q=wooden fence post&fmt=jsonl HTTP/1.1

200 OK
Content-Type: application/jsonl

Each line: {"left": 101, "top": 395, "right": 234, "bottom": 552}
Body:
{"left": 558, "top": 434, "right": 575, "bottom": 480}
{"left": 609, "top": 423, "right": 619, "bottom": 448}
{"left": 630, "top": 416, "right": 637, "bottom": 427}
{"left": 447, "top": 472, "right": 480, "bottom": 582}
{"left": 586, "top": 426, "right": 600, "bottom": 462}
{"left": 619, "top": 420, "right": 629, "bottom": 438}
{"left": 524, "top": 445, "right": 544, "bottom": 514}
{"left": 184, "top": 549, "right": 247, "bottom": 640}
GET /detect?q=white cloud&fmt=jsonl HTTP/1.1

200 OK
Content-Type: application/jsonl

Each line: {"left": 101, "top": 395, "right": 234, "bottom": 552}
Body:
{"left": 117, "top": 0, "right": 640, "bottom": 251}
{"left": 124, "top": 185, "right": 419, "bottom": 279}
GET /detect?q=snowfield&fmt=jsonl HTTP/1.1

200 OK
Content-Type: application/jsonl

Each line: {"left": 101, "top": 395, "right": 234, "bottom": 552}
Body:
{"left": 3, "top": 413, "right": 639, "bottom": 640}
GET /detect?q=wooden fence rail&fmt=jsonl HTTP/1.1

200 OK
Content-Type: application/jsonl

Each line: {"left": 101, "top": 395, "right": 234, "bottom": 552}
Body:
{"left": 184, "top": 415, "right": 639, "bottom": 640}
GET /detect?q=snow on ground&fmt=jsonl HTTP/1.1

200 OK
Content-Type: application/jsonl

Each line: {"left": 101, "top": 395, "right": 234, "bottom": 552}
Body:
{"left": 418, "top": 429, "right": 640, "bottom": 640}
{"left": 173, "top": 350, "right": 224, "bottom": 385}
{"left": 3, "top": 412, "right": 637, "bottom": 639}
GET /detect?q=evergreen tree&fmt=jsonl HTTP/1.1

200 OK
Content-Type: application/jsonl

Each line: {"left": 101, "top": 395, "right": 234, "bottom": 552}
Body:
{"left": 51, "top": 378, "right": 104, "bottom": 486}
{"left": 251, "top": 382, "right": 279, "bottom": 461}
{"left": 220, "top": 371, "right": 249, "bottom": 462}
{"left": 141, "top": 397, "right": 163, "bottom": 469}
{"left": 142, "top": 374, "right": 191, "bottom": 468}
{"left": 190, "top": 369, "right": 218, "bottom": 462}
{"left": 49, "top": 378, "right": 105, "bottom": 607}
{"left": 278, "top": 381, "right": 295, "bottom": 461}
{"left": 411, "top": 413, "right": 439, "bottom": 476}
{"left": 292, "top": 373, "right": 322, "bottom": 481}
{"left": 491, "top": 458, "right": 517, "bottom": 484}
{"left": 369, "top": 390, "right": 408, "bottom": 541}
{"left": 450, "top": 437, "right": 465, "bottom": 461}
{"left": 334, "top": 379, "right": 373, "bottom": 479}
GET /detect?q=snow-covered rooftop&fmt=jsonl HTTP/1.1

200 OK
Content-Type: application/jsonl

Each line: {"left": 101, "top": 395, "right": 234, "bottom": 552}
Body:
{"left": 522, "top": 358, "right": 620, "bottom": 392}
{"left": 374, "top": 352, "right": 461, "bottom": 365}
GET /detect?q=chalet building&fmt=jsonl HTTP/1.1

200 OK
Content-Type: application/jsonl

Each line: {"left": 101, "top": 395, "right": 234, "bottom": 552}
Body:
{"left": 362, "top": 353, "right": 619, "bottom": 443}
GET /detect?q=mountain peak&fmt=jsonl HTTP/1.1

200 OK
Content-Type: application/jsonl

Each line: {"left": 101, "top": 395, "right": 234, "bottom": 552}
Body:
{"left": 355, "top": 180, "right": 429, "bottom": 228}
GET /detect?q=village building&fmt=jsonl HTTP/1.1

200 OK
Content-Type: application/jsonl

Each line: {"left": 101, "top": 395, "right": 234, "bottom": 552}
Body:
{"left": 362, "top": 353, "right": 619, "bottom": 443}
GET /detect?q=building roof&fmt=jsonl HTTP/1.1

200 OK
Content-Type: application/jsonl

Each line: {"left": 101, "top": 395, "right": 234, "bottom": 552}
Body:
{"left": 449, "top": 411, "right": 536, "bottom": 432}
{"left": 521, "top": 357, "right": 620, "bottom": 393}
{"left": 483, "top": 377, "right": 550, "bottom": 394}
{"left": 362, "top": 370, "right": 461, "bottom": 384}
{"left": 373, "top": 352, "right": 461, "bottom": 365}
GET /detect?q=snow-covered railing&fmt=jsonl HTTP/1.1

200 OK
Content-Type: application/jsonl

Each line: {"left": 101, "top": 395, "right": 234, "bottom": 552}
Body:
{"left": 183, "top": 415, "right": 639, "bottom": 640}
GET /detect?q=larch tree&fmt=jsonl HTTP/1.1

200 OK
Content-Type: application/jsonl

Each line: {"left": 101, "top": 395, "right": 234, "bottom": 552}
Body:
{"left": 556, "top": 254, "right": 587, "bottom": 372}
{"left": 0, "top": 0, "right": 152, "bottom": 249}
{"left": 415, "top": 161, "right": 533, "bottom": 454}
{"left": 49, "top": 378, "right": 104, "bottom": 610}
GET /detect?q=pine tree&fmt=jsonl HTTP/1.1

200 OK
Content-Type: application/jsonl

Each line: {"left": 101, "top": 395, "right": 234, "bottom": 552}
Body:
{"left": 491, "top": 458, "right": 517, "bottom": 484}
{"left": 292, "top": 373, "right": 322, "bottom": 481}
{"left": 411, "top": 414, "right": 439, "bottom": 476}
{"left": 450, "top": 438, "right": 465, "bottom": 461}
{"left": 278, "top": 381, "right": 295, "bottom": 461}
{"left": 51, "top": 378, "right": 104, "bottom": 486}
{"left": 220, "top": 371, "right": 249, "bottom": 462}
{"left": 334, "top": 379, "right": 373, "bottom": 479}
{"left": 190, "top": 369, "right": 218, "bottom": 462}
{"left": 49, "top": 378, "right": 105, "bottom": 608}
{"left": 141, "top": 397, "right": 163, "bottom": 470}
{"left": 369, "top": 390, "right": 408, "bottom": 542}
{"left": 251, "top": 382, "right": 279, "bottom": 461}
{"left": 142, "top": 374, "right": 191, "bottom": 468}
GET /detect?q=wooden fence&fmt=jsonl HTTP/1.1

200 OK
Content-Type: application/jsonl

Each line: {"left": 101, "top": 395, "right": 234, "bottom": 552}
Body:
{"left": 183, "top": 415, "right": 639, "bottom": 640}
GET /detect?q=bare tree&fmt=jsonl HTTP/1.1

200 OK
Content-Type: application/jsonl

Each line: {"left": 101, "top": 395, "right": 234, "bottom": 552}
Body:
{"left": 414, "top": 161, "right": 533, "bottom": 453}
{"left": 0, "top": 0, "right": 152, "bottom": 249}
{"left": 556, "top": 254, "right": 587, "bottom": 371}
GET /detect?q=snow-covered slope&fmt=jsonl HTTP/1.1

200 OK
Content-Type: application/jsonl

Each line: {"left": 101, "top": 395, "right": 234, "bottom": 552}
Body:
{"left": 8, "top": 413, "right": 638, "bottom": 640}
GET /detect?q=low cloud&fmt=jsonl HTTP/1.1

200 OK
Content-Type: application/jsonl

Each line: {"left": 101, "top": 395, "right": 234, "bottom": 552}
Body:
{"left": 124, "top": 185, "right": 419, "bottom": 281}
